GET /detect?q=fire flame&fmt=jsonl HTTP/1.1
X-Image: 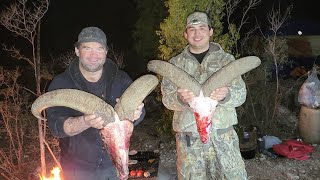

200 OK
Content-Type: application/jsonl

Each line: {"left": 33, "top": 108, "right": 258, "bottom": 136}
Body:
{"left": 40, "top": 167, "right": 62, "bottom": 180}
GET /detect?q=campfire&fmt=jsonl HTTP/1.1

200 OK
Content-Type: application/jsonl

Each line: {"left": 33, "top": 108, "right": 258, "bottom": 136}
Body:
{"left": 39, "top": 167, "right": 62, "bottom": 180}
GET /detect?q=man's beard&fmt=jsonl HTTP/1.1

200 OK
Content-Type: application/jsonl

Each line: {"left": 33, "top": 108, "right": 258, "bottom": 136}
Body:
{"left": 80, "top": 61, "right": 104, "bottom": 72}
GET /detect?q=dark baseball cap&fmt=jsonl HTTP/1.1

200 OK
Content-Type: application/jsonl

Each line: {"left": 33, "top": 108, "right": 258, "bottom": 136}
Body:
{"left": 76, "top": 27, "right": 108, "bottom": 48}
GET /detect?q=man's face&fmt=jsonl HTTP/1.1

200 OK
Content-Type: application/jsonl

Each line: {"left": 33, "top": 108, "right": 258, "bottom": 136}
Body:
{"left": 184, "top": 24, "right": 213, "bottom": 53}
{"left": 75, "top": 42, "right": 107, "bottom": 73}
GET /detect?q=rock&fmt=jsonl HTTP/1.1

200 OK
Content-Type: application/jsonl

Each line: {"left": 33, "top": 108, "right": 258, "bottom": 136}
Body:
{"left": 286, "top": 172, "right": 299, "bottom": 180}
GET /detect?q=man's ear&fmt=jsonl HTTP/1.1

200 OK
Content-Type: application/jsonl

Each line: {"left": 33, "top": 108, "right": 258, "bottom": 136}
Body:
{"left": 209, "top": 27, "right": 213, "bottom": 36}
{"left": 183, "top": 31, "right": 188, "bottom": 39}
{"left": 75, "top": 47, "right": 80, "bottom": 57}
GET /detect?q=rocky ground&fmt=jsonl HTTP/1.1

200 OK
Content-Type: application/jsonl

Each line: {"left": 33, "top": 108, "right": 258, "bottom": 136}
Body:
{"left": 129, "top": 101, "right": 320, "bottom": 180}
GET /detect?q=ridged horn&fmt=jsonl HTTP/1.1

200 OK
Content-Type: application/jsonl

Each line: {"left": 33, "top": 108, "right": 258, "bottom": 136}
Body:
{"left": 147, "top": 60, "right": 201, "bottom": 95}
{"left": 202, "top": 56, "right": 261, "bottom": 96}
{"left": 114, "top": 74, "right": 159, "bottom": 120}
{"left": 31, "top": 89, "right": 116, "bottom": 123}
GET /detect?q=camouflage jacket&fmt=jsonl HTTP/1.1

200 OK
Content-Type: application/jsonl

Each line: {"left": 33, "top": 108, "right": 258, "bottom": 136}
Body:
{"left": 161, "top": 42, "right": 247, "bottom": 133}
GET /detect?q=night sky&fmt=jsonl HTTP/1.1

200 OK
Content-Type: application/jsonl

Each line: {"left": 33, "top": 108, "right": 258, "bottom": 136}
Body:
{"left": 0, "top": 0, "right": 319, "bottom": 77}
{"left": 41, "top": 0, "right": 137, "bottom": 54}
{"left": 257, "top": 0, "right": 320, "bottom": 34}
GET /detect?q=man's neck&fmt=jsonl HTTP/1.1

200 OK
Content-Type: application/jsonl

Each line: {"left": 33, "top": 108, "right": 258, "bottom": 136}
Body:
{"left": 80, "top": 68, "right": 103, "bottom": 82}
{"left": 189, "top": 44, "right": 210, "bottom": 54}
{"left": 190, "top": 48, "right": 209, "bottom": 64}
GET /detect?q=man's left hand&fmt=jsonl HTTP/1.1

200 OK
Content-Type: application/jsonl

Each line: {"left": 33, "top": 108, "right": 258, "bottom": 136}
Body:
{"left": 130, "top": 103, "right": 144, "bottom": 122}
{"left": 116, "top": 98, "right": 144, "bottom": 122}
{"left": 210, "top": 87, "right": 229, "bottom": 101}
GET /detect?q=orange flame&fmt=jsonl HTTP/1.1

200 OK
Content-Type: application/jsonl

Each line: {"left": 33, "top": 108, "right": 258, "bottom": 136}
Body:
{"left": 40, "top": 167, "right": 62, "bottom": 180}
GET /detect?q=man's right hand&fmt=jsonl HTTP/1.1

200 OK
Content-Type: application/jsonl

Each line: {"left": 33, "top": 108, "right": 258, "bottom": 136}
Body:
{"left": 82, "top": 114, "right": 108, "bottom": 129}
{"left": 177, "top": 88, "right": 195, "bottom": 104}
{"left": 63, "top": 114, "right": 109, "bottom": 136}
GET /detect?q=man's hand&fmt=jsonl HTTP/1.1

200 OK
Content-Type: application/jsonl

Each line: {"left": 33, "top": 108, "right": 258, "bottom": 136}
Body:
{"left": 128, "top": 103, "right": 144, "bottom": 122}
{"left": 63, "top": 114, "right": 110, "bottom": 136}
{"left": 82, "top": 114, "right": 107, "bottom": 129}
{"left": 209, "top": 87, "right": 229, "bottom": 101}
{"left": 177, "top": 88, "right": 195, "bottom": 104}
{"left": 116, "top": 98, "right": 144, "bottom": 122}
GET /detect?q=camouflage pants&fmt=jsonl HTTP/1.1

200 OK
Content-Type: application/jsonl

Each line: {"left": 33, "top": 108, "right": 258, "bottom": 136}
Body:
{"left": 176, "top": 127, "right": 247, "bottom": 180}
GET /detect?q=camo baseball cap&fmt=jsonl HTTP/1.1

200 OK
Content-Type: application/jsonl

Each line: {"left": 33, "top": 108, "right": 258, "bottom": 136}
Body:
{"left": 186, "top": 11, "right": 211, "bottom": 28}
{"left": 76, "top": 26, "right": 108, "bottom": 48}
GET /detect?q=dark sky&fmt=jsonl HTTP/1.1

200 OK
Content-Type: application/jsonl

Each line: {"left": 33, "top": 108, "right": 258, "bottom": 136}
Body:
{"left": 41, "top": 0, "right": 137, "bottom": 54}
{"left": 262, "top": 0, "right": 319, "bottom": 20}
{"left": 253, "top": 0, "right": 320, "bottom": 35}
{"left": 0, "top": 0, "right": 319, "bottom": 76}
{"left": 289, "top": 0, "right": 320, "bottom": 22}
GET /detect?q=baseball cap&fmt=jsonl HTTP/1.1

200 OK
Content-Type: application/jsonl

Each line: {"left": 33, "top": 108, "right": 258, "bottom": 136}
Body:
{"left": 186, "top": 11, "right": 211, "bottom": 28}
{"left": 76, "top": 27, "right": 108, "bottom": 48}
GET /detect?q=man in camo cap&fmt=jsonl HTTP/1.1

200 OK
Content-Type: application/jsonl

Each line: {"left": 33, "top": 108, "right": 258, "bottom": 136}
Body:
{"left": 161, "top": 11, "right": 248, "bottom": 179}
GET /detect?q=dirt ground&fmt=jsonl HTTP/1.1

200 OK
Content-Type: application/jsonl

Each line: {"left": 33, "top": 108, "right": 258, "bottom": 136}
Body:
{"left": 129, "top": 103, "right": 320, "bottom": 180}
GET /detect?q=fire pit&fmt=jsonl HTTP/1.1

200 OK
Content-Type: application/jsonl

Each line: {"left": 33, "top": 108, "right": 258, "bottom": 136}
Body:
{"left": 128, "top": 151, "right": 160, "bottom": 179}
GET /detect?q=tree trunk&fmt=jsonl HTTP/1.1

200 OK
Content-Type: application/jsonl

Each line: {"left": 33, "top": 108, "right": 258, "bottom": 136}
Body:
{"left": 36, "top": 21, "right": 46, "bottom": 176}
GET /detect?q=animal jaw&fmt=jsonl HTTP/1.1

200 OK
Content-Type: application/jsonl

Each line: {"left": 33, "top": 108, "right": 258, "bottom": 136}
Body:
{"left": 188, "top": 90, "right": 218, "bottom": 143}
{"left": 100, "top": 113, "right": 133, "bottom": 180}
{"left": 189, "top": 91, "right": 218, "bottom": 117}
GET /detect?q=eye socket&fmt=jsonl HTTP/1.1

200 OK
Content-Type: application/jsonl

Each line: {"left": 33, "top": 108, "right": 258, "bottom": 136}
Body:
{"left": 186, "top": 27, "right": 195, "bottom": 32}
{"left": 82, "top": 47, "right": 91, "bottom": 51}
{"left": 81, "top": 46, "right": 105, "bottom": 53}
{"left": 96, "top": 47, "right": 105, "bottom": 53}
{"left": 200, "top": 27, "right": 207, "bottom": 31}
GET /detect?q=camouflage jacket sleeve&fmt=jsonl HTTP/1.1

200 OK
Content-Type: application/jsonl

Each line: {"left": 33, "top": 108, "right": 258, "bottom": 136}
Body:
{"left": 219, "top": 75, "right": 247, "bottom": 108}
{"left": 217, "top": 54, "right": 247, "bottom": 108}
{"left": 161, "top": 76, "right": 188, "bottom": 112}
{"left": 211, "top": 53, "right": 247, "bottom": 129}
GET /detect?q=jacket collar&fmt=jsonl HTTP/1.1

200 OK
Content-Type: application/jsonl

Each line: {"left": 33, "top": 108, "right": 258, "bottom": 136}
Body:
{"left": 67, "top": 57, "right": 118, "bottom": 104}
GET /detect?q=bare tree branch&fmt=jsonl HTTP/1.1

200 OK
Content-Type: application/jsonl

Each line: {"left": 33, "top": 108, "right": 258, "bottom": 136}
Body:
{"left": 267, "top": 3, "right": 292, "bottom": 35}
{"left": 107, "top": 44, "right": 126, "bottom": 69}
{"left": 0, "top": 0, "right": 49, "bottom": 43}
{"left": 237, "top": 0, "right": 261, "bottom": 34}
{"left": 224, "top": 0, "right": 261, "bottom": 55}
{"left": 239, "top": 25, "right": 258, "bottom": 54}
{"left": 49, "top": 50, "right": 75, "bottom": 68}
{"left": 225, "top": 0, "right": 241, "bottom": 24}
{"left": 2, "top": 44, "right": 35, "bottom": 68}
{"left": 255, "top": 16, "right": 266, "bottom": 40}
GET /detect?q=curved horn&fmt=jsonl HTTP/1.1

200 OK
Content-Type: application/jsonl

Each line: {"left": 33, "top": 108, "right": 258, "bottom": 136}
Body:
{"left": 147, "top": 60, "right": 201, "bottom": 95}
{"left": 31, "top": 89, "right": 116, "bottom": 123}
{"left": 202, "top": 56, "right": 261, "bottom": 96}
{"left": 114, "top": 74, "right": 159, "bottom": 120}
